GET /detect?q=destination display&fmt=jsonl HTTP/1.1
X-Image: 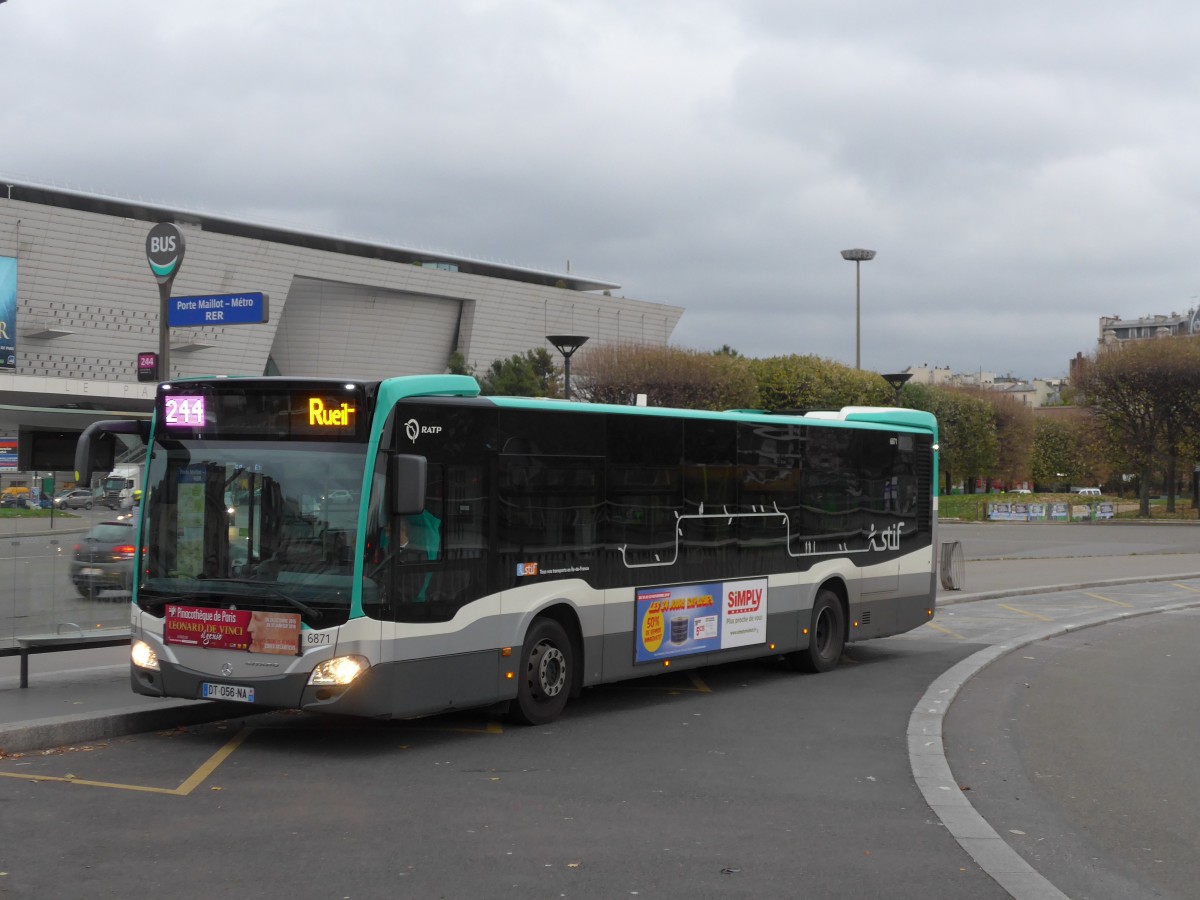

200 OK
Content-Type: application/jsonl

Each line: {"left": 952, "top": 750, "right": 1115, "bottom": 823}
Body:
{"left": 157, "top": 387, "right": 364, "bottom": 439}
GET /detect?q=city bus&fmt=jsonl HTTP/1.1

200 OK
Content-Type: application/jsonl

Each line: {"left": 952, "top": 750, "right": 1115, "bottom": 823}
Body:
{"left": 75, "top": 374, "right": 939, "bottom": 725}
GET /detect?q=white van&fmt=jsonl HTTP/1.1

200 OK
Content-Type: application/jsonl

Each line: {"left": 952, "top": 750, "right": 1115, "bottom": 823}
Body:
{"left": 1075, "top": 487, "right": 1101, "bottom": 496}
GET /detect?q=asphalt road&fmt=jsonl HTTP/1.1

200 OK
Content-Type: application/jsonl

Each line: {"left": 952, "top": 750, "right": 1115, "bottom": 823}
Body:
{"left": 2, "top": 521, "right": 1199, "bottom": 898}
{"left": 946, "top": 608, "right": 1200, "bottom": 900}
{"left": 3, "top": 635, "right": 1011, "bottom": 900}
{"left": 942, "top": 520, "right": 1200, "bottom": 561}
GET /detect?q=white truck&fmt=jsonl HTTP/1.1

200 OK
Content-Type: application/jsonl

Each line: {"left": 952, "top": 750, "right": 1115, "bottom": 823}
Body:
{"left": 102, "top": 463, "right": 143, "bottom": 510}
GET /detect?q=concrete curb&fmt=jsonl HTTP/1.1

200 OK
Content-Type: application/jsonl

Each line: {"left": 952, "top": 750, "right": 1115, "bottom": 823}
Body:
{"left": 0, "top": 699, "right": 248, "bottom": 755}
{"left": 910, "top": 593, "right": 1200, "bottom": 899}
{"left": 940, "top": 570, "right": 1200, "bottom": 606}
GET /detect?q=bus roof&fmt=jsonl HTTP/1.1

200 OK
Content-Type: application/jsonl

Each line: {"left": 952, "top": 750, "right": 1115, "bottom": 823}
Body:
{"left": 178, "top": 374, "right": 937, "bottom": 438}
{"left": 484, "top": 396, "right": 936, "bottom": 435}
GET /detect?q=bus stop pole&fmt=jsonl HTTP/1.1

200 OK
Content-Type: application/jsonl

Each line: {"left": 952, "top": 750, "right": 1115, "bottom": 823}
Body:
{"left": 158, "top": 280, "right": 171, "bottom": 380}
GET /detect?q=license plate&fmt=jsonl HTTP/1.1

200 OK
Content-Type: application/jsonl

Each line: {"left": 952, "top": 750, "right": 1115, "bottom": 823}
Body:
{"left": 80, "top": 567, "right": 103, "bottom": 576}
{"left": 201, "top": 682, "right": 255, "bottom": 703}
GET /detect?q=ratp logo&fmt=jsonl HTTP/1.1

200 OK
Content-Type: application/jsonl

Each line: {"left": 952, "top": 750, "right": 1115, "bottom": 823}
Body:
{"left": 404, "top": 418, "right": 443, "bottom": 444}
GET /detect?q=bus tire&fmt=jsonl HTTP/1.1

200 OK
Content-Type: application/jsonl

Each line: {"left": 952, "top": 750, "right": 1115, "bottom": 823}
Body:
{"left": 788, "top": 589, "right": 845, "bottom": 674}
{"left": 510, "top": 617, "right": 572, "bottom": 725}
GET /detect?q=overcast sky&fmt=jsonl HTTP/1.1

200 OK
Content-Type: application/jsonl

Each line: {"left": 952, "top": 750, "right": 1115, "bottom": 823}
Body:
{"left": 4, "top": 1, "right": 1199, "bottom": 380}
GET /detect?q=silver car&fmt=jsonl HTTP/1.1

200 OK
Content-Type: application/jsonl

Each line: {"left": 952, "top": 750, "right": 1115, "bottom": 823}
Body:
{"left": 70, "top": 521, "right": 137, "bottom": 598}
{"left": 55, "top": 488, "right": 96, "bottom": 509}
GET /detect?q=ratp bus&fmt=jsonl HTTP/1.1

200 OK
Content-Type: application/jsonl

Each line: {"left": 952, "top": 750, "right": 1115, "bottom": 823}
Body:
{"left": 75, "top": 374, "right": 939, "bottom": 725}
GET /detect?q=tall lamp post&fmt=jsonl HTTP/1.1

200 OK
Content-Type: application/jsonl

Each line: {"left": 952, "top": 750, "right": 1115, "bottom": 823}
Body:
{"left": 546, "top": 334, "right": 589, "bottom": 400}
{"left": 841, "top": 248, "right": 876, "bottom": 370}
{"left": 881, "top": 372, "right": 912, "bottom": 405}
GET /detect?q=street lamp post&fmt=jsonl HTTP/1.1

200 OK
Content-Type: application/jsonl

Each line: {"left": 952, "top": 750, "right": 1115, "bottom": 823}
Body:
{"left": 841, "top": 248, "right": 876, "bottom": 370}
{"left": 546, "top": 334, "right": 589, "bottom": 400}
{"left": 881, "top": 372, "right": 912, "bottom": 405}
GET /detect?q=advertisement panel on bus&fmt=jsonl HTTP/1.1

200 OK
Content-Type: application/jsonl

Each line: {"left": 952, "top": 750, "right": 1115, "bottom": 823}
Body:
{"left": 635, "top": 577, "right": 768, "bottom": 663}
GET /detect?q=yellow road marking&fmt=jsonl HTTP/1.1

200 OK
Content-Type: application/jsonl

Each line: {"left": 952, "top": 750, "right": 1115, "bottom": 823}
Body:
{"left": 924, "top": 621, "right": 965, "bottom": 639}
{"left": 0, "top": 726, "right": 253, "bottom": 796}
{"left": 998, "top": 603, "right": 1053, "bottom": 622}
{"left": 0, "top": 771, "right": 181, "bottom": 794}
{"left": 1173, "top": 582, "right": 1200, "bottom": 594}
{"left": 1083, "top": 591, "right": 1133, "bottom": 608}
{"left": 174, "top": 726, "right": 254, "bottom": 794}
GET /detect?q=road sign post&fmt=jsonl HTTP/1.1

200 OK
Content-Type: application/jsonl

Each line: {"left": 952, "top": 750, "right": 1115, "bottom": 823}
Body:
{"left": 146, "top": 223, "right": 185, "bottom": 380}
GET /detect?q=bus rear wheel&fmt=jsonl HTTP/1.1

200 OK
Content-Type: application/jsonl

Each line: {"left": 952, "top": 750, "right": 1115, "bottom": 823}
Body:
{"left": 788, "top": 589, "right": 845, "bottom": 674}
{"left": 510, "top": 617, "right": 572, "bottom": 725}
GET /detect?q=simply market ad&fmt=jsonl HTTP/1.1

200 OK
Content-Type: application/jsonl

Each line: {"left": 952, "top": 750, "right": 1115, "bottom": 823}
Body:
{"left": 636, "top": 578, "right": 767, "bottom": 663}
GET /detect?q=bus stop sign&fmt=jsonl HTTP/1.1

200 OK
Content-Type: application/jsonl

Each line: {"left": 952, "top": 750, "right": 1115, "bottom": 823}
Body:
{"left": 146, "top": 223, "right": 185, "bottom": 285}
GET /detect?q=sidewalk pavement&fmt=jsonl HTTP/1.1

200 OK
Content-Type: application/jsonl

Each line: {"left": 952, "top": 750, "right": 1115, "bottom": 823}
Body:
{"left": 6, "top": 552, "right": 1200, "bottom": 755}
{"left": 944, "top": 552, "right": 1200, "bottom": 603}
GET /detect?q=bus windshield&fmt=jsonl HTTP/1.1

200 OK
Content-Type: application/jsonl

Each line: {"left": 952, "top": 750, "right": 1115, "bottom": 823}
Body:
{"left": 137, "top": 439, "right": 369, "bottom": 625}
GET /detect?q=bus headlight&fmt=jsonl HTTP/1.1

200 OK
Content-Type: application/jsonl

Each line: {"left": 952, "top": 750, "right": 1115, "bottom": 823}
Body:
{"left": 131, "top": 640, "right": 160, "bottom": 671}
{"left": 308, "top": 655, "right": 369, "bottom": 686}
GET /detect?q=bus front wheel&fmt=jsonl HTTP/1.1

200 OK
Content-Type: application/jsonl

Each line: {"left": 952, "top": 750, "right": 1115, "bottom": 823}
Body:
{"left": 510, "top": 617, "right": 572, "bottom": 725}
{"left": 788, "top": 589, "right": 845, "bottom": 674}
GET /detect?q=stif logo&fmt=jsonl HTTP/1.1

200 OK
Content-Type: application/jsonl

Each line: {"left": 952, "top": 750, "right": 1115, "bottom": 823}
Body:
{"left": 516, "top": 562, "right": 538, "bottom": 577}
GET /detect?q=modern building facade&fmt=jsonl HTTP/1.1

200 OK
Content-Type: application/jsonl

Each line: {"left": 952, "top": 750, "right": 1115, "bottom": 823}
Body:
{"left": 0, "top": 180, "right": 683, "bottom": 443}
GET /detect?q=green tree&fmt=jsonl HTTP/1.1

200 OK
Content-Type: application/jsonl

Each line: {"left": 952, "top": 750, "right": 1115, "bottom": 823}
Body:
{"left": 574, "top": 344, "right": 758, "bottom": 410}
{"left": 961, "top": 388, "right": 1034, "bottom": 489}
{"left": 476, "top": 348, "right": 559, "bottom": 397}
{"left": 748, "top": 355, "right": 893, "bottom": 411}
{"left": 1030, "top": 416, "right": 1086, "bottom": 489}
{"left": 905, "top": 383, "right": 997, "bottom": 494}
{"left": 1076, "top": 338, "right": 1200, "bottom": 515}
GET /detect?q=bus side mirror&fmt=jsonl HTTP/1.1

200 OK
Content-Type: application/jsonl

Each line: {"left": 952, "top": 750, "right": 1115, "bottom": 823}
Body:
{"left": 390, "top": 454, "right": 427, "bottom": 516}
{"left": 75, "top": 419, "right": 148, "bottom": 485}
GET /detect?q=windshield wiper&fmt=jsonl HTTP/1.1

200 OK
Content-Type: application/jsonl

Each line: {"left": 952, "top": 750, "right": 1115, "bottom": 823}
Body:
{"left": 194, "top": 576, "right": 323, "bottom": 622}
{"left": 136, "top": 584, "right": 191, "bottom": 609}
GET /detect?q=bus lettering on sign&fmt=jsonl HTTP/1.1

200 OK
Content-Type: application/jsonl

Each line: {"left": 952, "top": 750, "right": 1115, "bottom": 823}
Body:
{"left": 164, "top": 395, "right": 206, "bottom": 427}
{"left": 309, "top": 398, "right": 356, "bottom": 428}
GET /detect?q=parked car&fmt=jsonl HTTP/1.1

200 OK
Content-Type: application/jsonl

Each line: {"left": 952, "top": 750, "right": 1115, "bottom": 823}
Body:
{"left": 70, "top": 521, "right": 137, "bottom": 598}
{"left": 54, "top": 488, "right": 96, "bottom": 509}
{"left": 1075, "top": 487, "right": 1102, "bottom": 496}
{"left": 1, "top": 494, "right": 52, "bottom": 509}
